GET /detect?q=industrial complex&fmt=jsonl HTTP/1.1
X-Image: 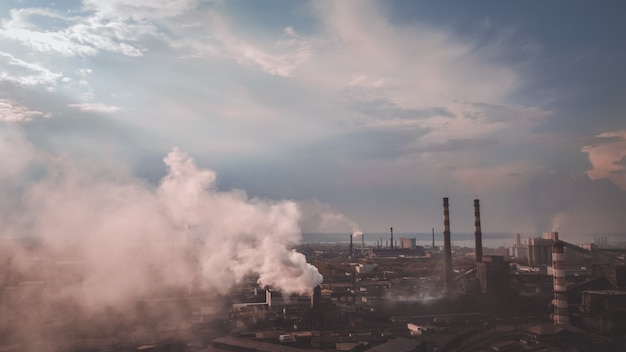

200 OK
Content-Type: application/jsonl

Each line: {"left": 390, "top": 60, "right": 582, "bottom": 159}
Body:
{"left": 1, "top": 198, "right": 626, "bottom": 351}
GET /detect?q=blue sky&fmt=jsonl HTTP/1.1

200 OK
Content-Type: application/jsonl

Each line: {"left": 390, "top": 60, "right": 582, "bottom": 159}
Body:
{"left": 1, "top": 0, "right": 625, "bottom": 242}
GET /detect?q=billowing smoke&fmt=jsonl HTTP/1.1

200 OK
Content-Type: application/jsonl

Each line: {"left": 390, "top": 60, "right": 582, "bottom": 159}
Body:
{"left": 9, "top": 146, "right": 321, "bottom": 297}
{"left": 298, "top": 199, "right": 361, "bottom": 234}
{"left": 0, "top": 140, "right": 322, "bottom": 342}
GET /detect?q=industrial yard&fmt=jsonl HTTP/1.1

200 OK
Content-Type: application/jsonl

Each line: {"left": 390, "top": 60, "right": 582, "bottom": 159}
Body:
{"left": 1, "top": 198, "right": 625, "bottom": 351}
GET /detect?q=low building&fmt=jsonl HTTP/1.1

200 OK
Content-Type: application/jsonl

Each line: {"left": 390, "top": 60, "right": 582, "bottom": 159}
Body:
{"left": 580, "top": 290, "right": 626, "bottom": 333}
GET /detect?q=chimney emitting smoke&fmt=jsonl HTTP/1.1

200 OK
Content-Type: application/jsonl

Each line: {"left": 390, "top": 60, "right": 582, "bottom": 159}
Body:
{"left": 552, "top": 237, "right": 569, "bottom": 325}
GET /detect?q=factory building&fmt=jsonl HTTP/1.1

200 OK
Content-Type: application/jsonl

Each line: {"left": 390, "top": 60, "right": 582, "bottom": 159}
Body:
{"left": 592, "top": 265, "right": 626, "bottom": 290}
{"left": 399, "top": 237, "right": 416, "bottom": 250}
{"left": 580, "top": 290, "right": 626, "bottom": 333}
{"left": 527, "top": 237, "right": 554, "bottom": 266}
{"left": 476, "top": 255, "right": 511, "bottom": 297}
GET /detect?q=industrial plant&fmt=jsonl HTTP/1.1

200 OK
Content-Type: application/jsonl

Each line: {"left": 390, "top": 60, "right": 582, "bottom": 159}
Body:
{"left": 1, "top": 197, "right": 626, "bottom": 351}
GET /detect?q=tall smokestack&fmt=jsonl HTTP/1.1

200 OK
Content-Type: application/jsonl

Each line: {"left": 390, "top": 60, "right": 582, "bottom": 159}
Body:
{"left": 443, "top": 197, "right": 453, "bottom": 294}
{"left": 362, "top": 233, "right": 365, "bottom": 256}
{"left": 349, "top": 234, "right": 353, "bottom": 259}
{"left": 474, "top": 199, "right": 483, "bottom": 262}
{"left": 390, "top": 227, "right": 394, "bottom": 249}
{"left": 432, "top": 227, "right": 435, "bottom": 248}
{"left": 552, "top": 236, "right": 569, "bottom": 325}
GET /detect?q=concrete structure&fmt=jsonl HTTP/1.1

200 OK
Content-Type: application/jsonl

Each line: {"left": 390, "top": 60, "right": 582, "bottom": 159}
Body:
{"left": 552, "top": 236, "right": 570, "bottom": 325}
{"left": 476, "top": 255, "right": 510, "bottom": 296}
{"left": 474, "top": 199, "right": 483, "bottom": 262}
{"left": 527, "top": 237, "right": 553, "bottom": 266}
{"left": 442, "top": 197, "right": 453, "bottom": 295}
{"left": 509, "top": 233, "right": 528, "bottom": 260}
{"left": 399, "top": 237, "right": 416, "bottom": 250}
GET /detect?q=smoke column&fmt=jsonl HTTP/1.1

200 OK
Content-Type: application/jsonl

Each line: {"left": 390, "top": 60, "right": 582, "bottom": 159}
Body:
{"left": 1, "top": 147, "right": 323, "bottom": 309}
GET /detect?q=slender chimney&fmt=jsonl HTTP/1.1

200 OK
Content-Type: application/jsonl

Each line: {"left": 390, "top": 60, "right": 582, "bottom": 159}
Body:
{"left": 432, "top": 227, "right": 435, "bottom": 248}
{"left": 362, "top": 233, "right": 365, "bottom": 255}
{"left": 390, "top": 227, "right": 394, "bottom": 249}
{"left": 552, "top": 237, "right": 569, "bottom": 325}
{"left": 443, "top": 197, "right": 453, "bottom": 294}
{"left": 474, "top": 199, "right": 483, "bottom": 262}
{"left": 349, "top": 234, "right": 353, "bottom": 259}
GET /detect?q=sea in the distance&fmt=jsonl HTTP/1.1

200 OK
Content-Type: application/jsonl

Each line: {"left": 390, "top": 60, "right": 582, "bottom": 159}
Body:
{"left": 301, "top": 232, "right": 605, "bottom": 249}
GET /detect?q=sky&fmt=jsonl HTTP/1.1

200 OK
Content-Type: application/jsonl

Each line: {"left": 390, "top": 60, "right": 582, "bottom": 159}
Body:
{"left": 1, "top": 0, "right": 625, "bottom": 243}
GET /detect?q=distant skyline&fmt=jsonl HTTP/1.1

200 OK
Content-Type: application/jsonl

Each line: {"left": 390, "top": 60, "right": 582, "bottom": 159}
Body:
{"left": 1, "top": 1, "right": 625, "bottom": 242}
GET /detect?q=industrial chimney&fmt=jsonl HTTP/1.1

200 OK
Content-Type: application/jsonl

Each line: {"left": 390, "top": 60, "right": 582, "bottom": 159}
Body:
{"left": 474, "top": 199, "right": 483, "bottom": 262}
{"left": 552, "top": 236, "right": 569, "bottom": 325}
{"left": 432, "top": 227, "right": 435, "bottom": 248}
{"left": 443, "top": 197, "right": 453, "bottom": 294}
{"left": 349, "top": 234, "right": 353, "bottom": 259}
{"left": 390, "top": 227, "right": 394, "bottom": 249}
{"left": 361, "top": 233, "right": 365, "bottom": 256}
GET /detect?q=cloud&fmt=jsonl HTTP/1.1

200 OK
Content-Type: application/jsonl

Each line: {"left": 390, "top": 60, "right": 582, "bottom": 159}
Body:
{"left": 0, "top": 51, "right": 62, "bottom": 86}
{"left": 197, "top": 12, "right": 313, "bottom": 77}
{"left": 582, "top": 130, "right": 626, "bottom": 190}
{"left": 68, "top": 102, "right": 121, "bottom": 113}
{"left": 82, "top": 0, "right": 199, "bottom": 19}
{"left": 0, "top": 99, "right": 50, "bottom": 121}
{"left": 0, "top": 6, "right": 156, "bottom": 57}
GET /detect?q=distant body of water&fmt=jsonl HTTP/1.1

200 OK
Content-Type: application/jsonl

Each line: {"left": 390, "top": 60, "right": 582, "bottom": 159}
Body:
{"left": 302, "top": 232, "right": 518, "bottom": 249}
{"left": 300, "top": 232, "right": 614, "bottom": 249}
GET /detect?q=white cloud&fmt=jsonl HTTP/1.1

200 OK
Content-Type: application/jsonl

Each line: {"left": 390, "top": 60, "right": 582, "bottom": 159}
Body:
{"left": 0, "top": 6, "right": 154, "bottom": 57}
{"left": 68, "top": 102, "right": 121, "bottom": 113}
{"left": 200, "top": 13, "right": 313, "bottom": 77}
{"left": 0, "top": 51, "right": 62, "bottom": 86}
{"left": 75, "top": 68, "right": 93, "bottom": 76}
{"left": 0, "top": 99, "right": 49, "bottom": 121}
{"left": 582, "top": 130, "right": 626, "bottom": 190}
{"left": 82, "top": 0, "right": 199, "bottom": 20}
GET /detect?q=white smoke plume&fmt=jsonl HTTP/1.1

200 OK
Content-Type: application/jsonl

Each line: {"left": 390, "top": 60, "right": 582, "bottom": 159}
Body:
{"left": 298, "top": 199, "right": 361, "bottom": 234}
{"left": 1, "top": 143, "right": 323, "bottom": 313}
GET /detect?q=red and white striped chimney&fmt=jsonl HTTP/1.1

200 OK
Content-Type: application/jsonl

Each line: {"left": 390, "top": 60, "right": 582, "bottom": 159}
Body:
{"left": 552, "top": 234, "right": 569, "bottom": 325}
{"left": 474, "top": 199, "right": 483, "bottom": 262}
{"left": 443, "top": 197, "right": 453, "bottom": 294}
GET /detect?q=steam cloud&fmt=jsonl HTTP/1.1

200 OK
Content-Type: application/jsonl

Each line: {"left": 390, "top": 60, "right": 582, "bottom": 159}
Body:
{"left": 1, "top": 144, "right": 323, "bottom": 311}
{"left": 298, "top": 199, "right": 361, "bottom": 234}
